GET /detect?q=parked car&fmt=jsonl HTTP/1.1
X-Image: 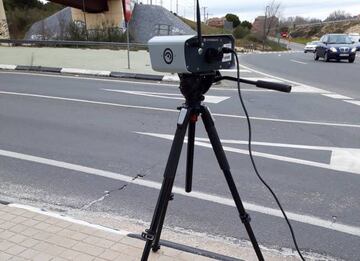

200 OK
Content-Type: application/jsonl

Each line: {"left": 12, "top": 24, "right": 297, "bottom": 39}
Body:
{"left": 314, "top": 34, "right": 356, "bottom": 63}
{"left": 348, "top": 33, "right": 360, "bottom": 51}
{"left": 281, "top": 32, "right": 288, "bottom": 38}
{"left": 304, "top": 41, "right": 320, "bottom": 53}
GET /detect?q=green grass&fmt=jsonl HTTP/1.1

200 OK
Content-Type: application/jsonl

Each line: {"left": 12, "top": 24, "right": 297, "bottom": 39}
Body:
{"left": 179, "top": 17, "right": 231, "bottom": 35}
{"left": 291, "top": 37, "right": 315, "bottom": 45}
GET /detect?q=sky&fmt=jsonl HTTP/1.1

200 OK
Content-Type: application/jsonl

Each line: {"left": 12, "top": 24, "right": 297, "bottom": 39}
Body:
{"left": 40, "top": 0, "right": 360, "bottom": 22}
{"left": 141, "top": 0, "right": 360, "bottom": 22}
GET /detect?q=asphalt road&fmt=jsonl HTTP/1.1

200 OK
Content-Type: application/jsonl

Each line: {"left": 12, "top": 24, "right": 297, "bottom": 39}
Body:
{"left": 0, "top": 54, "right": 360, "bottom": 261}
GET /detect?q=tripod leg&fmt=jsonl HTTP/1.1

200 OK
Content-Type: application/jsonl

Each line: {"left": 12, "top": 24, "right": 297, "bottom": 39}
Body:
{"left": 201, "top": 106, "right": 264, "bottom": 261}
{"left": 186, "top": 114, "right": 197, "bottom": 193}
{"left": 141, "top": 108, "right": 190, "bottom": 261}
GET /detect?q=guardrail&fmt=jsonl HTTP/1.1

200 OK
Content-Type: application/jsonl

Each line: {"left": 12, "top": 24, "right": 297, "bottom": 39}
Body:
{"left": 0, "top": 39, "right": 148, "bottom": 50}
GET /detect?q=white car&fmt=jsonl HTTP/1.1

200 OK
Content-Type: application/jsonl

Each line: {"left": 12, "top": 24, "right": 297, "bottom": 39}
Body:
{"left": 304, "top": 41, "right": 320, "bottom": 53}
{"left": 348, "top": 33, "right": 360, "bottom": 51}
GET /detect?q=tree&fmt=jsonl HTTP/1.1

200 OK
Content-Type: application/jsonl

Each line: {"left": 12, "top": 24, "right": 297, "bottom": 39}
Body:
{"left": 4, "top": 0, "right": 62, "bottom": 39}
{"left": 4, "top": 0, "right": 43, "bottom": 11}
{"left": 264, "top": 0, "right": 281, "bottom": 37}
{"left": 225, "top": 13, "right": 240, "bottom": 28}
{"left": 325, "top": 10, "right": 351, "bottom": 22}
{"left": 241, "top": 20, "right": 252, "bottom": 30}
{"left": 233, "top": 25, "right": 250, "bottom": 39}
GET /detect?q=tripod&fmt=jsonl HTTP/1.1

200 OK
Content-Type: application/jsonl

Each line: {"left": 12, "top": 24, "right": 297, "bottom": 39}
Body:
{"left": 140, "top": 73, "right": 268, "bottom": 261}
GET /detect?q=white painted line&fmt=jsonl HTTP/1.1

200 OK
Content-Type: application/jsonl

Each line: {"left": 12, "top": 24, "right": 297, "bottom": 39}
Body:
{"left": 60, "top": 68, "right": 111, "bottom": 76}
{"left": 162, "top": 75, "right": 180, "bottom": 82}
{"left": 103, "top": 89, "right": 230, "bottom": 104}
{"left": 1, "top": 148, "right": 359, "bottom": 237}
{"left": 9, "top": 203, "right": 130, "bottom": 235}
{"left": 211, "top": 112, "right": 360, "bottom": 128}
{"left": 138, "top": 132, "right": 360, "bottom": 175}
{"left": 290, "top": 59, "right": 307, "bottom": 65}
{"left": 242, "top": 77, "right": 284, "bottom": 83}
{"left": 0, "top": 71, "right": 176, "bottom": 87}
{"left": 0, "top": 91, "right": 178, "bottom": 113}
{"left": 344, "top": 100, "right": 360, "bottom": 106}
{"left": 0, "top": 70, "right": 261, "bottom": 93}
{"left": 322, "top": 94, "right": 353, "bottom": 100}
{"left": 1, "top": 90, "right": 360, "bottom": 128}
{"left": 220, "top": 69, "right": 251, "bottom": 73}
{"left": 0, "top": 64, "right": 17, "bottom": 70}
{"left": 291, "top": 85, "right": 328, "bottom": 94}
{"left": 240, "top": 64, "right": 331, "bottom": 94}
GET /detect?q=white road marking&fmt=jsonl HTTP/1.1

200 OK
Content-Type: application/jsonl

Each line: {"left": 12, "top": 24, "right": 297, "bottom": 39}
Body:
{"left": 322, "top": 94, "right": 353, "bottom": 100}
{"left": 288, "top": 85, "right": 326, "bottom": 93}
{"left": 344, "top": 100, "right": 360, "bottom": 106}
{"left": 290, "top": 59, "right": 307, "bottom": 65}
{"left": 0, "top": 64, "right": 17, "bottom": 70}
{"left": 220, "top": 69, "right": 251, "bottom": 73}
{"left": 162, "top": 75, "right": 180, "bottom": 82}
{"left": 0, "top": 91, "right": 178, "bottom": 113}
{"left": 242, "top": 77, "right": 283, "bottom": 83}
{"left": 103, "top": 89, "right": 230, "bottom": 104}
{"left": 240, "top": 64, "right": 331, "bottom": 94}
{"left": 137, "top": 133, "right": 360, "bottom": 175}
{"left": 239, "top": 64, "right": 360, "bottom": 104}
{"left": 0, "top": 71, "right": 177, "bottom": 87}
{"left": 1, "top": 90, "right": 360, "bottom": 128}
{"left": 1, "top": 148, "right": 360, "bottom": 237}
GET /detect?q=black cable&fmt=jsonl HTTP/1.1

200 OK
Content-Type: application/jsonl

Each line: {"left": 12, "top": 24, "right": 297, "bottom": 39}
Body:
{"left": 229, "top": 49, "right": 306, "bottom": 261}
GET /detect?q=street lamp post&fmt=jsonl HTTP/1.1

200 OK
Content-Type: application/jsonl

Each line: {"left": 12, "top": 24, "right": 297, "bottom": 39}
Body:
{"left": 82, "top": 0, "right": 88, "bottom": 40}
{"left": 263, "top": 5, "right": 269, "bottom": 50}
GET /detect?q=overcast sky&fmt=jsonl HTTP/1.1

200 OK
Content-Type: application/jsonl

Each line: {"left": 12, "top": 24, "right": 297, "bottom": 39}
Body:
{"left": 41, "top": 0, "right": 360, "bottom": 22}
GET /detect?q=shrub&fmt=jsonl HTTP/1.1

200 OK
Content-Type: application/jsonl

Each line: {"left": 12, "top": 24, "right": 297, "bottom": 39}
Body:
{"left": 233, "top": 26, "right": 250, "bottom": 39}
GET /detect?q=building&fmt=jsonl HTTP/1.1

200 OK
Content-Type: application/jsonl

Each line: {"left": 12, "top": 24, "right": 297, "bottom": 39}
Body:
{"left": 252, "top": 15, "right": 279, "bottom": 36}
{"left": 26, "top": 0, "right": 135, "bottom": 40}
{"left": 49, "top": 0, "right": 126, "bottom": 30}
{"left": 206, "top": 17, "right": 225, "bottom": 28}
{"left": 0, "top": 0, "right": 9, "bottom": 39}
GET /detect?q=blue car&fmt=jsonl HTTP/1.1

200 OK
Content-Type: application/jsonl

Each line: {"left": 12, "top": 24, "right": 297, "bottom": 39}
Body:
{"left": 314, "top": 34, "right": 356, "bottom": 63}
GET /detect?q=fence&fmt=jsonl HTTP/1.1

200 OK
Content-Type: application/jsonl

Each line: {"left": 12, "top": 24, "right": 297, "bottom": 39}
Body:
{"left": 0, "top": 39, "right": 148, "bottom": 50}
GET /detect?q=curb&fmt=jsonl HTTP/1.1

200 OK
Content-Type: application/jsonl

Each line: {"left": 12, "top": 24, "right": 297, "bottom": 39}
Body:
{"left": 0, "top": 200, "right": 240, "bottom": 261}
{"left": 0, "top": 64, "right": 171, "bottom": 82}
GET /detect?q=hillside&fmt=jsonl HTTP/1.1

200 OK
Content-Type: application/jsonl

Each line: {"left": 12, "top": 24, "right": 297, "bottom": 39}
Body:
{"left": 4, "top": 0, "right": 62, "bottom": 39}
{"left": 179, "top": 17, "right": 229, "bottom": 35}
{"left": 291, "top": 20, "right": 360, "bottom": 40}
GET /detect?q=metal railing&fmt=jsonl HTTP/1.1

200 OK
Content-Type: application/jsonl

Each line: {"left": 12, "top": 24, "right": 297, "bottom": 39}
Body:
{"left": 0, "top": 39, "right": 148, "bottom": 50}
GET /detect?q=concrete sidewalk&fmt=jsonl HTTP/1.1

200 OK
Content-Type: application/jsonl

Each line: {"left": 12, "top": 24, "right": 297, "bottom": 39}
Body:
{"left": 0, "top": 46, "right": 162, "bottom": 76}
{"left": 0, "top": 203, "right": 214, "bottom": 261}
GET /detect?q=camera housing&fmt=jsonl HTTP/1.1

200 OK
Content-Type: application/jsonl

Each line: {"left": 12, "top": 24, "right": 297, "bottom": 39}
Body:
{"left": 148, "top": 34, "right": 235, "bottom": 74}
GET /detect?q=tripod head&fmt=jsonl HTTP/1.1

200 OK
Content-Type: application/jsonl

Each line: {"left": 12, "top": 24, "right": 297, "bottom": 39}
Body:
{"left": 178, "top": 70, "right": 292, "bottom": 107}
{"left": 179, "top": 72, "right": 216, "bottom": 105}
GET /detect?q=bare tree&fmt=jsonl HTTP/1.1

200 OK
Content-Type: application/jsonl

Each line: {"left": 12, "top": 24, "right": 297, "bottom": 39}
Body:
{"left": 262, "top": 0, "right": 281, "bottom": 49}
{"left": 325, "top": 10, "right": 352, "bottom": 22}
{"left": 264, "top": 0, "right": 281, "bottom": 37}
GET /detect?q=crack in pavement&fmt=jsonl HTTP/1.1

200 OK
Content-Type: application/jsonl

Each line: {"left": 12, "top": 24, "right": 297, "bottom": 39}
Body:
{"left": 80, "top": 173, "right": 147, "bottom": 210}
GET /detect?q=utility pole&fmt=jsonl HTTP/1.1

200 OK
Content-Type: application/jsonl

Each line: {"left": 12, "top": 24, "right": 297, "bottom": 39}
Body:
{"left": 194, "top": 0, "right": 196, "bottom": 21}
{"left": 202, "top": 7, "right": 207, "bottom": 23}
{"left": 82, "top": 0, "right": 88, "bottom": 40}
{"left": 263, "top": 5, "right": 270, "bottom": 50}
{"left": 176, "top": 0, "right": 178, "bottom": 14}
